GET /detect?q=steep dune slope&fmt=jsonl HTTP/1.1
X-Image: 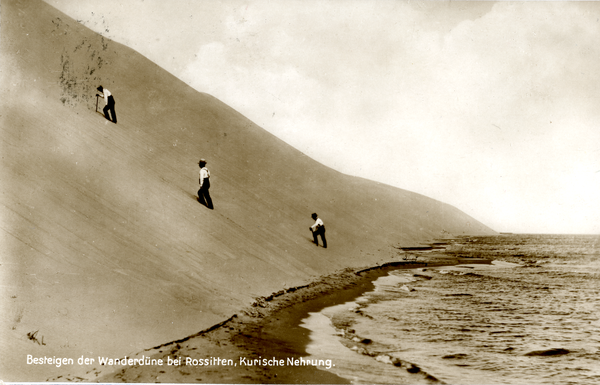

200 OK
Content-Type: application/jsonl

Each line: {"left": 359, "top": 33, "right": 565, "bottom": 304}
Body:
{"left": 0, "top": 0, "right": 495, "bottom": 380}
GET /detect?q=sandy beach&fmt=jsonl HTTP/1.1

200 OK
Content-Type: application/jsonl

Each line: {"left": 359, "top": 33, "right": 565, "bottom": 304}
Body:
{"left": 44, "top": 253, "right": 489, "bottom": 383}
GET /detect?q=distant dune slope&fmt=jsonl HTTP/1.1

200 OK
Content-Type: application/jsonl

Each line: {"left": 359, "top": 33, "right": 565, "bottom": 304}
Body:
{"left": 0, "top": 0, "right": 495, "bottom": 381}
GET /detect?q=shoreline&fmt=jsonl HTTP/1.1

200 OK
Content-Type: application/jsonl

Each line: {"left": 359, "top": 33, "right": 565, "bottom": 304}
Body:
{"left": 60, "top": 254, "right": 490, "bottom": 383}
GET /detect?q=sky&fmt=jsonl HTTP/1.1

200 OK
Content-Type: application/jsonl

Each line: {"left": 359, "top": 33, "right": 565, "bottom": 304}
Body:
{"left": 45, "top": 0, "right": 600, "bottom": 234}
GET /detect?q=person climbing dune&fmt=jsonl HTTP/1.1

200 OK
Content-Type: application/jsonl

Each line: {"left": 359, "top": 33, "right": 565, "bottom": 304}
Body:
{"left": 96, "top": 85, "right": 117, "bottom": 123}
{"left": 197, "top": 159, "right": 213, "bottom": 209}
{"left": 310, "top": 213, "right": 327, "bottom": 248}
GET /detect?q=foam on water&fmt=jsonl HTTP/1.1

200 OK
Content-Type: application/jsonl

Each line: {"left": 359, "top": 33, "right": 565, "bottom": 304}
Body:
{"left": 302, "top": 235, "right": 600, "bottom": 384}
{"left": 301, "top": 311, "right": 419, "bottom": 384}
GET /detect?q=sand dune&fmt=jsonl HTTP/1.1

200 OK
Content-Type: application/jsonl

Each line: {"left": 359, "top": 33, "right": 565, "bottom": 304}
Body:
{"left": 0, "top": 0, "right": 494, "bottom": 381}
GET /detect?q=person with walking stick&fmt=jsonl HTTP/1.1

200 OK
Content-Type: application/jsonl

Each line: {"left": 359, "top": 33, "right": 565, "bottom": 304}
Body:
{"left": 96, "top": 85, "right": 117, "bottom": 124}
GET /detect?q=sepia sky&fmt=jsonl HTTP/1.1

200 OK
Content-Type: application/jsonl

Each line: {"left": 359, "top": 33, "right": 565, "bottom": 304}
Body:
{"left": 45, "top": 0, "right": 600, "bottom": 234}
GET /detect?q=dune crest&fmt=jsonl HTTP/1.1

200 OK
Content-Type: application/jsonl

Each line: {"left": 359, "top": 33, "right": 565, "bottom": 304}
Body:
{"left": 0, "top": 0, "right": 494, "bottom": 380}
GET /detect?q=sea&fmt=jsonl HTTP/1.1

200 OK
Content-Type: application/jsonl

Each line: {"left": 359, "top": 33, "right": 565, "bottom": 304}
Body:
{"left": 301, "top": 234, "right": 600, "bottom": 384}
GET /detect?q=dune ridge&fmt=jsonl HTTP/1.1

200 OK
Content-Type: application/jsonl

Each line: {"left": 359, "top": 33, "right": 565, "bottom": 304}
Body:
{"left": 0, "top": 0, "right": 495, "bottom": 381}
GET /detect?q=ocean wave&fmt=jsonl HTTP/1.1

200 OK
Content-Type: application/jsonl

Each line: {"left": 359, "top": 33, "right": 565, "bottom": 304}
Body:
{"left": 524, "top": 348, "right": 571, "bottom": 356}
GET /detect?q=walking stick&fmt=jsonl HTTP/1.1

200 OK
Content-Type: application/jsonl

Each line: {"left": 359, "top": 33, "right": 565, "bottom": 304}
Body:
{"left": 95, "top": 94, "right": 99, "bottom": 113}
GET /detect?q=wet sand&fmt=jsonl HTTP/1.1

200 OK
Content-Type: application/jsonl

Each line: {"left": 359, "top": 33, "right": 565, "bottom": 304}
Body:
{"left": 57, "top": 254, "right": 490, "bottom": 383}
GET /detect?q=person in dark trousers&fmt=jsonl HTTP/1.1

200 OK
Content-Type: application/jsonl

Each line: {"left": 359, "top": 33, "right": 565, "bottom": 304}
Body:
{"left": 310, "top": 213, "right": 327, "bottom": 248}
{"left": 97, "top": 85, "right": 117, "bottom": 123}
{"left": 197, "top": 159, "right": 213, "bottom": 209}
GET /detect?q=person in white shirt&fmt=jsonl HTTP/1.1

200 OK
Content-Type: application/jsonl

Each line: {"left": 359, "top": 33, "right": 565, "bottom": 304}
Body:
{"left": 96, "top": 85, "right": 117, "bottom": 123}
{"left": 197, "top": 159, "right": 213, "bottom": 209}
{"left": 310, "top": 213, "right": 327, "bottom": 248}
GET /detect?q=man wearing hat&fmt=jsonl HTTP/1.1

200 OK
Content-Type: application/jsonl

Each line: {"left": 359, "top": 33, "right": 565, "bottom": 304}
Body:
{"left": 197, "top": 159, "right": 213, "bottom": 209}
{"left": 96, "top": 85, "right": 117, "bottom": 123}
